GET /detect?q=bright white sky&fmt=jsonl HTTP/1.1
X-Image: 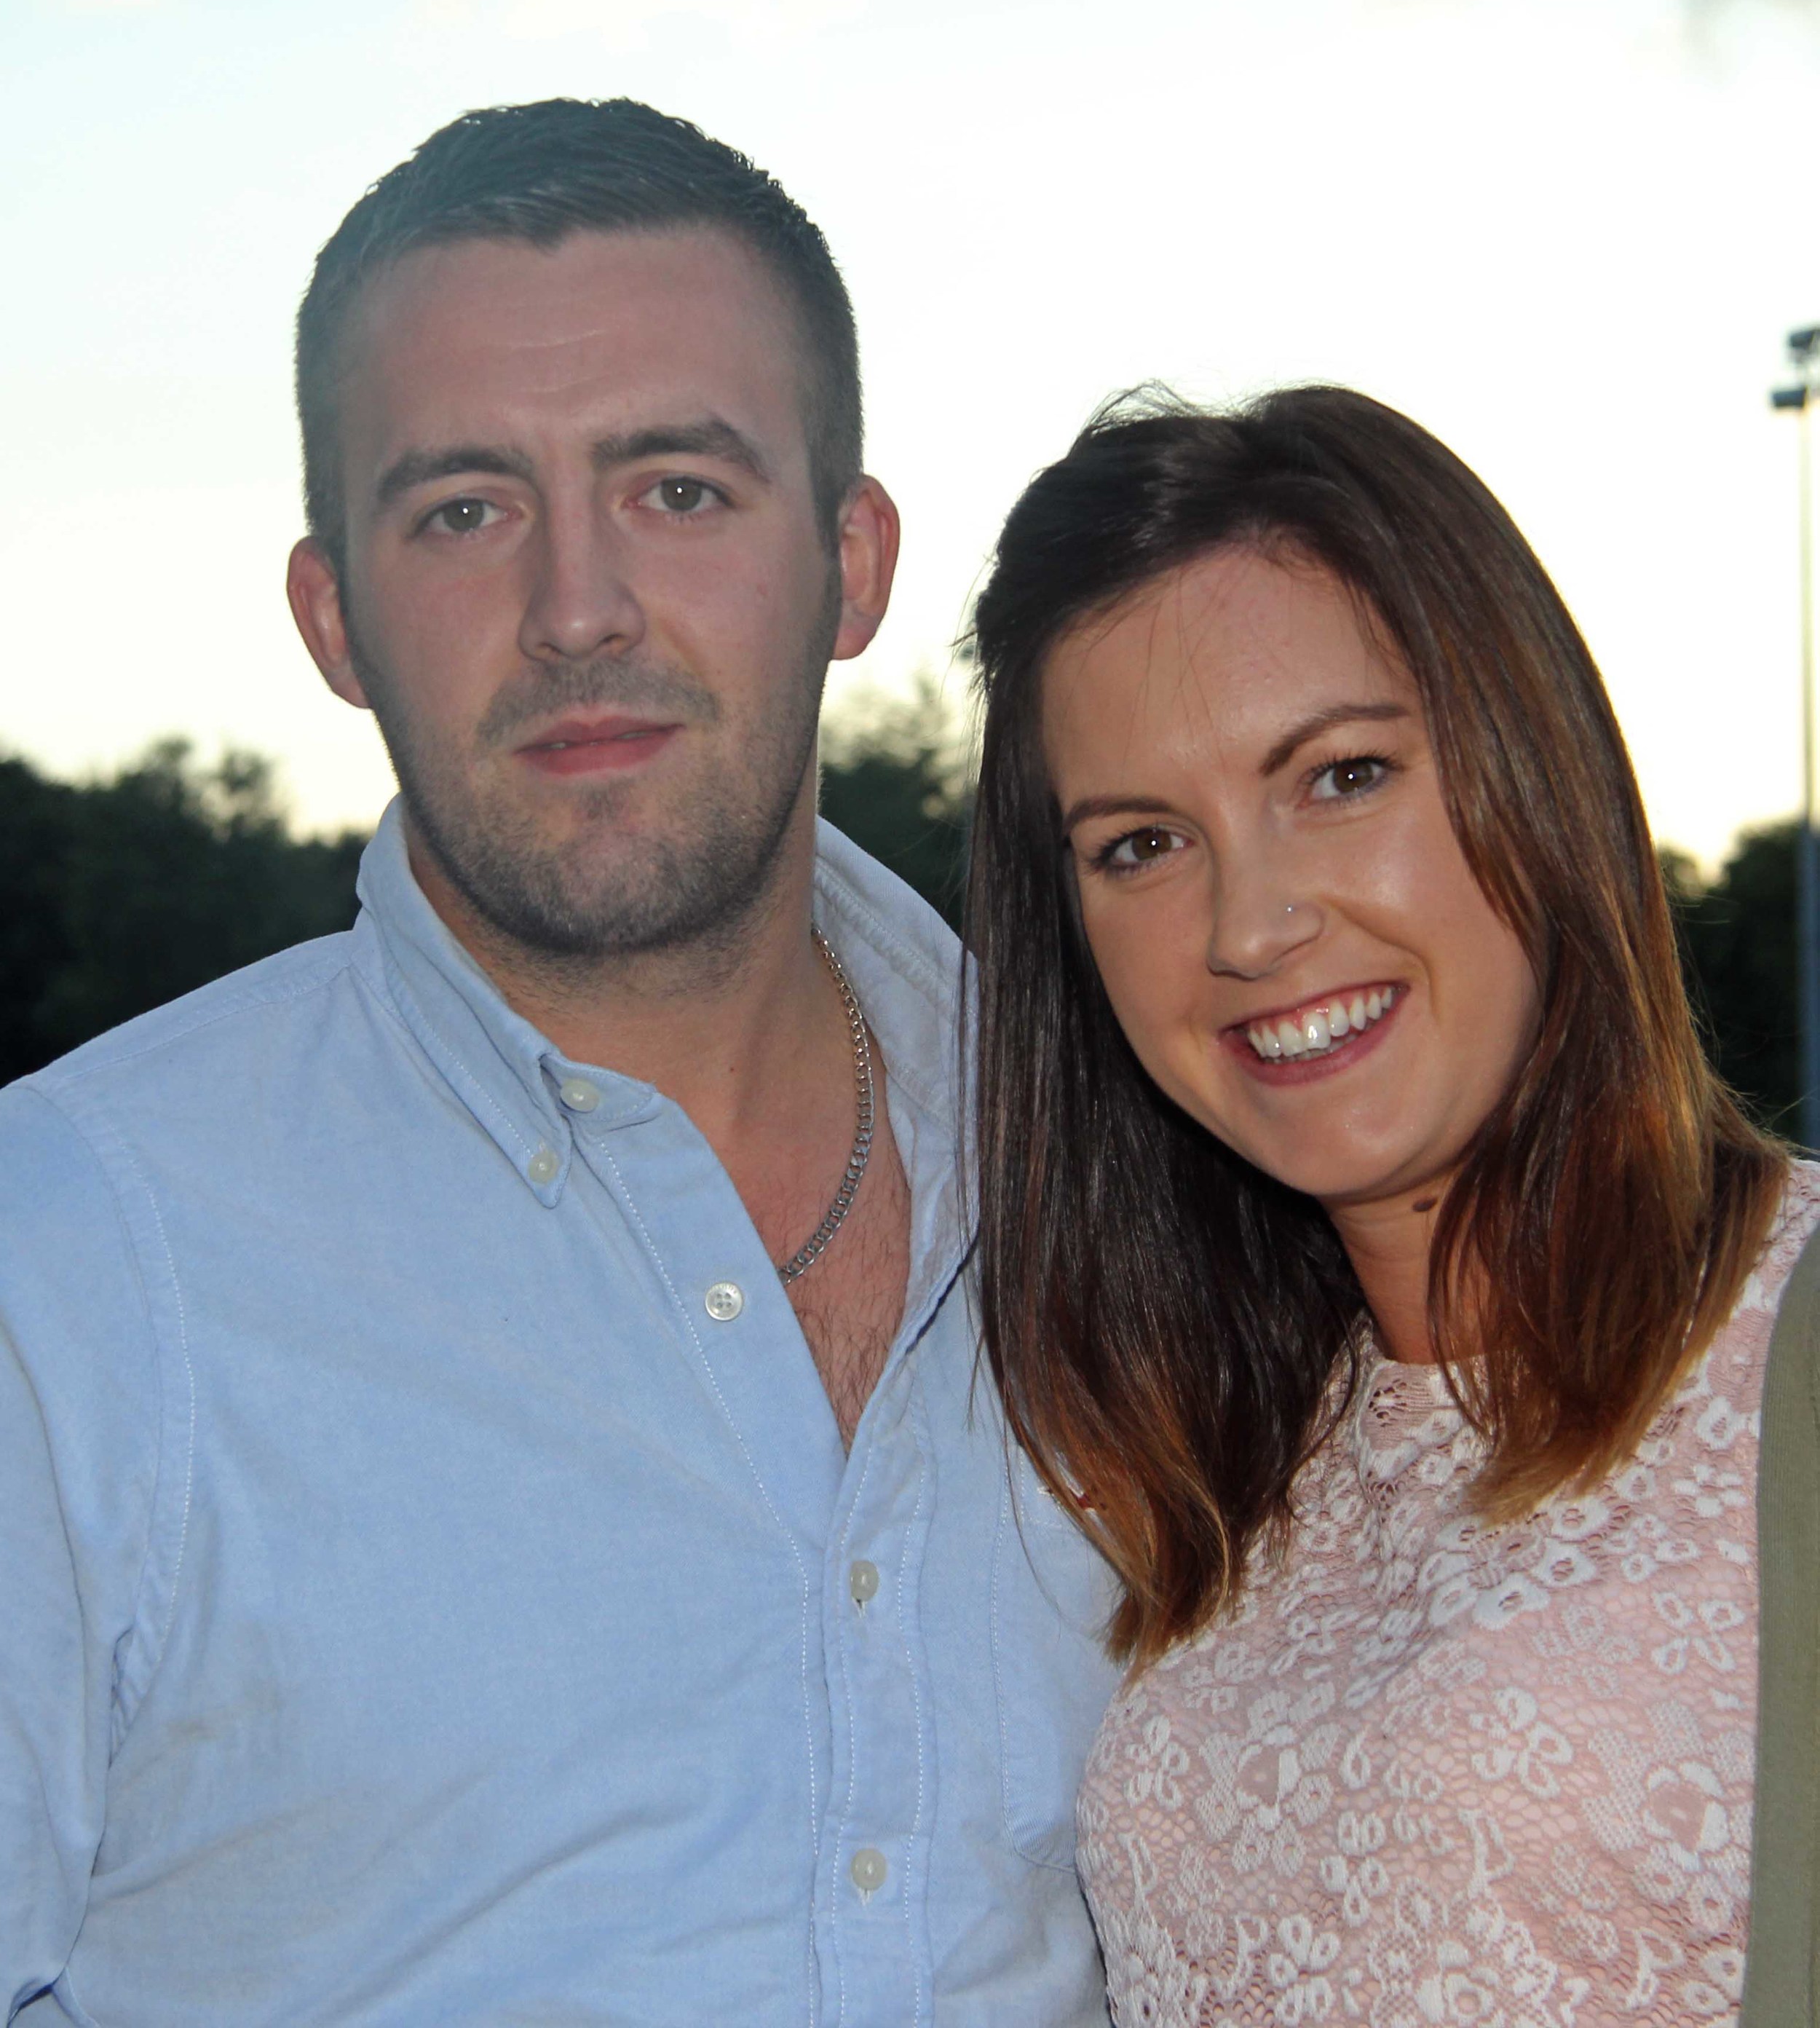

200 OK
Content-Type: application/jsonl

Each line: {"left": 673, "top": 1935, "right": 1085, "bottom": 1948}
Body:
{"left": 5, "top": 0, "right": 1818, "bottom": 867}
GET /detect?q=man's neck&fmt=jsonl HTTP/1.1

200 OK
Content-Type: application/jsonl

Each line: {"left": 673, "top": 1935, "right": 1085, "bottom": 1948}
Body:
{"left": 404, "top": 805, "right": 914, "bottom": 1444}
{"left": 404, "top": 816, "right": 836, "bottom": 1152}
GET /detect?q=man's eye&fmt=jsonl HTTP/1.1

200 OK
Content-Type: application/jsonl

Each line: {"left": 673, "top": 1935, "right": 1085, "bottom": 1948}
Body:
{"left": 425, "top": 498, "right": 499, "bottom": 536}
{"left": 646, "top": 476, "right": 721, "bottom": 514}
{"left": 1309, "top": 755, "right": 1389, "bottom": 802}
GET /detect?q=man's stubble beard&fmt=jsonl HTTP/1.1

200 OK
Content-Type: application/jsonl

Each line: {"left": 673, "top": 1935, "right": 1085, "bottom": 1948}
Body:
{"left": 346, "top": 572, "right": 841, "bottom": 969}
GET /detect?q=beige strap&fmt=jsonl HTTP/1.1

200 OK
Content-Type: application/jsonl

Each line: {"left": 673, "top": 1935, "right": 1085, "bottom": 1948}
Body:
{"left": 1742, "top": 1218, "right": 1820, "bottom": 2027}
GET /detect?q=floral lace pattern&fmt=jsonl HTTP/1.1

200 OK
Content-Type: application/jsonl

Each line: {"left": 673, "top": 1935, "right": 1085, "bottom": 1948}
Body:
{"left": 1080, "top": 1166, "right": 1820, "bottom": 2027}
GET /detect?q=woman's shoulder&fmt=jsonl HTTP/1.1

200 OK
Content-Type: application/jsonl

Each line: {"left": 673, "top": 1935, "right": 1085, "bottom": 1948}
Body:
{"left": 1744, "top": 1156, "right": 1820, "bottom": 1314}
{"left": 1664, "top": 1158, "right": 1820, "bottom": 1431}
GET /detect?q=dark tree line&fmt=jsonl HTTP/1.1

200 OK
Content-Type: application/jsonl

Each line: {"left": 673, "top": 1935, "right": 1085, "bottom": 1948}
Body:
{"left": 1664, "top": 827, "right": 1803, "bottom": 1137}
{"left": 1, "top": 743, "right": 365, "bottom": 1088}
{"left": 817, "top": 676, "right": 973, "bottom": 931}
{"left": 0, "top": 736, "right": 1807, "bottom": 1143}
{"left": 0, "top": 727, "right": 972, "bottom": 1090}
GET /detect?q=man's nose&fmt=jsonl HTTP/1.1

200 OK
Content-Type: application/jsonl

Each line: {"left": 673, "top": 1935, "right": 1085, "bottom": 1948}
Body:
{"left": 1203, "top": 853, "right": 1325, "bottom": 979}
{"left": 518, "top": 499, "right": 646, "bottom": 663}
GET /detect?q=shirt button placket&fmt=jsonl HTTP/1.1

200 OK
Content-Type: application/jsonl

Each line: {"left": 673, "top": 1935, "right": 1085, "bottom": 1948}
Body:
{"left": 823, "top": 1377, "right": 927, "bottom": 2010}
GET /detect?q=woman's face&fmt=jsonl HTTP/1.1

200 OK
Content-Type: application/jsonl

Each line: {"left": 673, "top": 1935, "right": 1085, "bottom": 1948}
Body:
{"left": 1042, "top": 544, "right": 1540, "bottom": 1220}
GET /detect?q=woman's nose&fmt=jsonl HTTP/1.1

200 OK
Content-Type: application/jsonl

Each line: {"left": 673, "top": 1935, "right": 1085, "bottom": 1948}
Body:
{"left": 518, "top": 502, "right": 646, "bottom": 663}
{"left": 1204, "top": 861, "right": 1325, "bottom": 979}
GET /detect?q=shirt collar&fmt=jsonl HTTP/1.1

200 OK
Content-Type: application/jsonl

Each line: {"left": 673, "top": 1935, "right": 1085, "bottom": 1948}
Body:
{"left": 352, "top": 800, "right": 965, "bottom": 1208}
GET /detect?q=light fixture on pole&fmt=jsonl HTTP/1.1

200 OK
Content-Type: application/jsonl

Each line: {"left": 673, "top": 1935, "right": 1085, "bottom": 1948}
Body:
{"left": 1772, "top": 325, "right": 1820, "bottom": 1151}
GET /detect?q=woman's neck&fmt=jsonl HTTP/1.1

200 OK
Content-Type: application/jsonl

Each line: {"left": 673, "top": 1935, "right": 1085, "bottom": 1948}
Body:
{"left": 1327, "top": 1187, "right": 1444, "bottom": 1364}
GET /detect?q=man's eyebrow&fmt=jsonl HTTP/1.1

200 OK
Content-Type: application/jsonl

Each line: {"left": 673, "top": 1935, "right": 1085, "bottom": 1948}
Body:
{"left": 1260, "top": 701, "right": 1410, "bottom": 777}
{"left": 374, "top": 445, "right": 534, "bottom": 511}
{"left": 591, "top": 417, "right": 772, "bottom": 482}
{"left": 373, "top": 422, "right": 772, "bottom": 513}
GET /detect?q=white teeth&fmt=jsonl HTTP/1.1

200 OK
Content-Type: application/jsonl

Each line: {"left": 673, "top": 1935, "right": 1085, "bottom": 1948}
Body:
{"left": 1246, "top": 986, "right": 1398, "bottom": 1063}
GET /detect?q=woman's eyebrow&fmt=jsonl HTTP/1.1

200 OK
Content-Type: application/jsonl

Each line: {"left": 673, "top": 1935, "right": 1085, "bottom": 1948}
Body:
{"left": 1058, "top": 792, "right": 1181, "bottom": 835}
{"left": 1260, "top": 701, "right": 1410, "bottom": 777}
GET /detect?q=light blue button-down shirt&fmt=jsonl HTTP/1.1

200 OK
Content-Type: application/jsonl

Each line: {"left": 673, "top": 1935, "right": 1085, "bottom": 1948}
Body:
{"left": 0, "top": 805, "right": 1120, "bottom": 2027}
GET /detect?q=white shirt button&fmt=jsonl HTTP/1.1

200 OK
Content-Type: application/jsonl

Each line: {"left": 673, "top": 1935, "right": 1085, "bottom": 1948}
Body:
{"left": 558, "top": 1077, "right": 601, "bottom": 1113}
{"left": 704, "top": 1281, "right": 745, "bottom": 1322}
{"left": 848, "top": 1560, "right": 880, "bottom": 1607}
{"left": 527, "top": 1146, "right": 560, "bottom": 1185}
{"left": 849, "top": 1847, "right": 888, "bottom": 1898}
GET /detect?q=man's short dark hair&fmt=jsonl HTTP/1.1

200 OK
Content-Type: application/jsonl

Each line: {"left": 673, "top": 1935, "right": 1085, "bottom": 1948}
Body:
{"left": 296, "top": 98, "right": 863, "bottom": 577}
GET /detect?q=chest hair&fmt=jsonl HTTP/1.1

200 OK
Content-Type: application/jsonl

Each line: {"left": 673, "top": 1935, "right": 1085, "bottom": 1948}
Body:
{"left": 783, "top": 1105, "right": 911, "bottom": 1449}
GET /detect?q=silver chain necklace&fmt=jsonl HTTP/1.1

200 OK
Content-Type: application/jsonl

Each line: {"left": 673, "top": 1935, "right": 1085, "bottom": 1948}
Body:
{"left": 776, "top": 928, "right": 875, "bottom": 1284}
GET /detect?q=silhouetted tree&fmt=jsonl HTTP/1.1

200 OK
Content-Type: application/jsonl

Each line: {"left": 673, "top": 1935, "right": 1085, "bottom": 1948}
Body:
{"left": 1666, "top": 824, "right": 1802, "bottom": 1135}
{"left": 818, "top": 676, "right": 972, "bottom": 927}
{"left": 0, "top": 758, "right": 82, "bottom": 1086}
{"left": 0, "top": 742, "right": 363, "bottom": 1086}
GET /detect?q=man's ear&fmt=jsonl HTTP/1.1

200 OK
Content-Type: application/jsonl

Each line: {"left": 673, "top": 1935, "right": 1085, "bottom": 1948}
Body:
{"left": 287, "top": 537, "right": 372, "bottom": 710}
{"left": 830, "top": 476, "right": 901, "bottom": 663}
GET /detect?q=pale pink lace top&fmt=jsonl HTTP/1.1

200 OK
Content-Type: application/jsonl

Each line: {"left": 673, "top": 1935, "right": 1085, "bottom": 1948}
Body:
{"left": 1079, "top": 1164, "right": 1820, "bottom": 2028}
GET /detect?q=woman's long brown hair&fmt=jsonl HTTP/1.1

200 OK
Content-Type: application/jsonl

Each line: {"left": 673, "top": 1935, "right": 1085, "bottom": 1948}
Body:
{"left": 966, "top": 385, "right": 1785, "bottom": 1672}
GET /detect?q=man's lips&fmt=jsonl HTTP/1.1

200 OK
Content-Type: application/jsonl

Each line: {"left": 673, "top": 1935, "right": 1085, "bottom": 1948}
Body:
{"left": 513, "top": 716, "right": 683, "bottom": 777}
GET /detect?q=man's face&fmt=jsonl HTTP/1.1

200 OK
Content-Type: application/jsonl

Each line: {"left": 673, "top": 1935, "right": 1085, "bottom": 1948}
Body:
{"left": 289, "top": 226, "right": 894, "bottom": 961}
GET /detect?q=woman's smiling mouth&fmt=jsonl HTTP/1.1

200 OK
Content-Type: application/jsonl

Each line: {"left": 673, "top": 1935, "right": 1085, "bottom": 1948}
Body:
{"left": 1229, "top": 983, "right": 1404, "bottom": 1073}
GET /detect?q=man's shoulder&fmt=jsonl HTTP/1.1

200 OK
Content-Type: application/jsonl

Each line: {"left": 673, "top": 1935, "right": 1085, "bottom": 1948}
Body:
{"left": 812, "top": 820, "right": 965, "bottom": 1124}
{"left": 812, "top": 818, "right": 961, "bottom": 999}
{"left": 9, "top": 929, "right": 370, "bottom": 1125}
{"left": 0, "top": 930, "right": 389, "bottom": 1286}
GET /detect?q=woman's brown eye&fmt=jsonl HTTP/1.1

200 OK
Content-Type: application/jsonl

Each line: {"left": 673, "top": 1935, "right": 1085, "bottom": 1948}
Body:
{"left": 1312, "top": 757, "right": 1388, "bottom": 801}
{"left": 1107, "top": 826, "right": 1178, "bottom": 868}
{"left": 1097, "top": 824, "right": 1184, "bottom": 871}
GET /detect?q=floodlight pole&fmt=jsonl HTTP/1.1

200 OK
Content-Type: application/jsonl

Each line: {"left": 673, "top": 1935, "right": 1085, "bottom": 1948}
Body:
{"left": 1773, "top": 325, "right": 1820, "bottom": 1151}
